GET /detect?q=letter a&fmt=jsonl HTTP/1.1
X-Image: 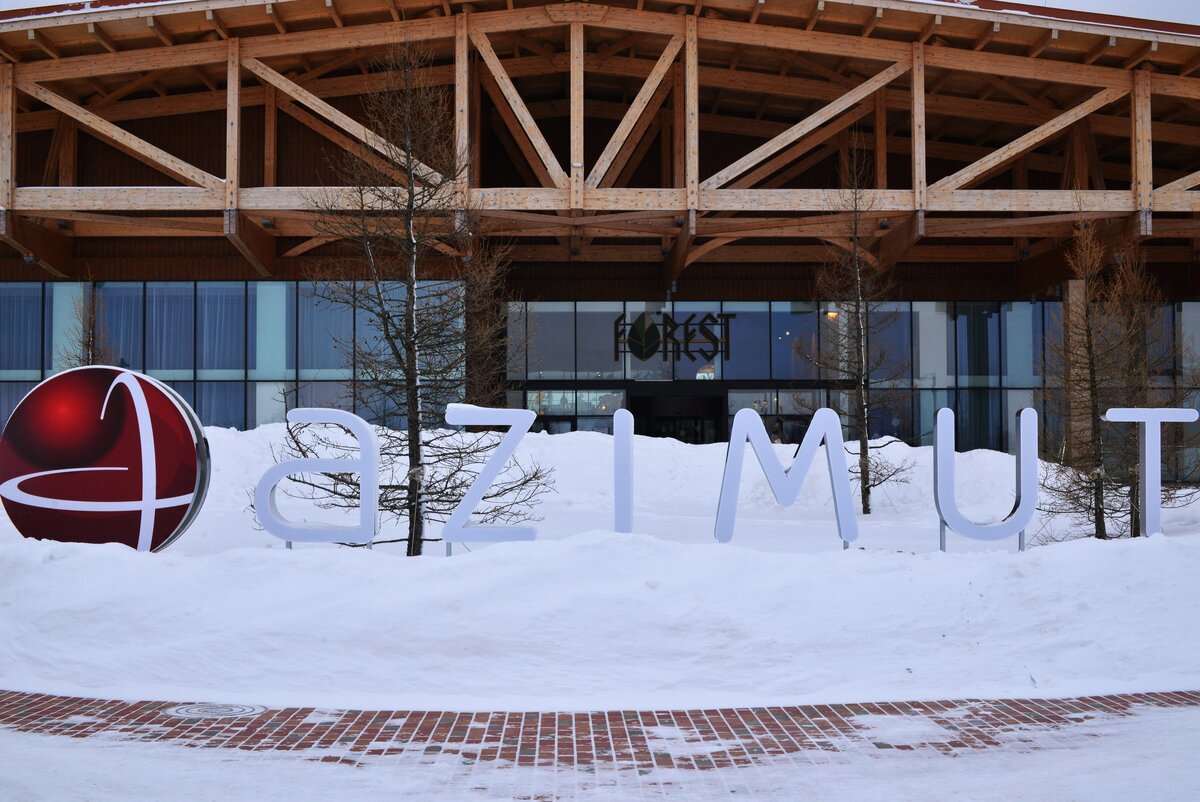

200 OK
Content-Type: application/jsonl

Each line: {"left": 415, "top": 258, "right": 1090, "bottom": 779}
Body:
{"left": 254, "top": 408, "right": 379, "bottom": 545}
{"left": 934, "top": 407, "right": 1037, "bottom": 542}
{"left": 714, "top": 407, "right": 858, "bottom": 546}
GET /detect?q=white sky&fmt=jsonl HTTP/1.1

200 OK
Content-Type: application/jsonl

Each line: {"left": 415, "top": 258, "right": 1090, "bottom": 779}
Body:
{"left": 0, "top": 0, "right": 1195, "bottom": 26}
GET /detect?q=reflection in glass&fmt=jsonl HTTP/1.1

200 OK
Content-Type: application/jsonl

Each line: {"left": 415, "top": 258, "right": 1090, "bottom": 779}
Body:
{"left": 299, "top": 283, "right": 352, "bottom": 380}
{"left": 770, "top": 302, "right": 818, "bottom": 380}
{"left": 576, "top": 302, "right": 623, "bottom": 380}
{"left": 722, "top": 302, "right": 769, "bottom": 380}
{"left": 527, "top": 302, "right": 574, "bottom": 380}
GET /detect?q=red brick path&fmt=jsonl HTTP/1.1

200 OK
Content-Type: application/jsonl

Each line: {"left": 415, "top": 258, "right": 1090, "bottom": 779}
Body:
{"left": 2, "top": 689, "right": 1197, "bottom": 772}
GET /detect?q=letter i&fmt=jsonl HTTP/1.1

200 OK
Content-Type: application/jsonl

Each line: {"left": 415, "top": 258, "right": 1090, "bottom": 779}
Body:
{"left": 614, "top": 409, "right": 634, "bottom": 533}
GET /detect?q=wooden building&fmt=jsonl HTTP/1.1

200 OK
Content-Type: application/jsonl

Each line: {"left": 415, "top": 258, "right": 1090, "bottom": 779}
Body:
{"left": 0, "top": 0, "right": 1198, "bottom": 444}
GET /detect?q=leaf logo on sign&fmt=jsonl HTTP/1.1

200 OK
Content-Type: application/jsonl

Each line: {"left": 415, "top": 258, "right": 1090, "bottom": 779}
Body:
{"left": 626, "top": 312, "right": 662, "bottom": 361}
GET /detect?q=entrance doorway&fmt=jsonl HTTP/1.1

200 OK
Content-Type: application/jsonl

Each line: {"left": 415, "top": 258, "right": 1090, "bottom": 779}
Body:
{"left": 628, "top": 393, "right": 724, "bottom": 444}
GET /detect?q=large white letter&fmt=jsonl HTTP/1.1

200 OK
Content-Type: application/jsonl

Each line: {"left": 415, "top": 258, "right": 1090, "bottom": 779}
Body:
{"left": 613, "top": 408, "right": 634, "bottom": 533}
{"left": 714, "top": 407, "right": 858, "bottom": 546}
{"left": 442, "top": 404, "right": 537, "bottom": 543}
{"left": 1102, "top": 407, "right": 1199, "bottom": 537}
{"left": 934, "top": 407, "right": 1037, "bottom": 544}
{"left": 254, "top": 408, "right": 379, "bottom": 545}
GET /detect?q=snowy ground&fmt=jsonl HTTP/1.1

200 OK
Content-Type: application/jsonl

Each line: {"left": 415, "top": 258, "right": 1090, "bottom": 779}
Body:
{"left": 4, "top": 707, "right": 1199, "bottom": 802}
{"left": 1, "top": 426, "right": 1199, "bottom": 711}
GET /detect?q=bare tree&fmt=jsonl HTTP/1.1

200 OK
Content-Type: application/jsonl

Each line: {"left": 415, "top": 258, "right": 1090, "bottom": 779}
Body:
{"left": 794, "top": 131, "right": 912, "bottom": 515}
{"left": 272, "top": 43, "right": 552, "bottom": 556}
{"left": 58, "top": 271, "right": 114, "bottom": 368}
{"left": 1040, "top": 221, "right": 1197, "bottom": 538}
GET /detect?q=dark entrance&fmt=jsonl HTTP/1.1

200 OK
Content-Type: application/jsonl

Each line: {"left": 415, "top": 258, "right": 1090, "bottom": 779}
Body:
{"left": 628, "top": 392, "right": 724, "bottom": 444}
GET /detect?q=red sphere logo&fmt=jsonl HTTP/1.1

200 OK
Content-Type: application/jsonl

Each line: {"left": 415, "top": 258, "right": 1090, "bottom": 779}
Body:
{"left": 0, "top": 367, "right": 210, "bottom": 551}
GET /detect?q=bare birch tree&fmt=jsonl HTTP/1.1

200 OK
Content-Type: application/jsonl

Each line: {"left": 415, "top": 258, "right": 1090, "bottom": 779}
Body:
{"left": 58, "top": 272, "right": 114, "bottom": 368}
{"left": 794, "top": 131, "right": 912, "bottom": 515}
{"left": 271, "top": 44, "right": 552, "bottom": 556}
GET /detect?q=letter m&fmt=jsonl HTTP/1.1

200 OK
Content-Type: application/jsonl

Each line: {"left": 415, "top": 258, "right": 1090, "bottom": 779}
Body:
{"left": 714, "top": 408, "right": 858, "bottom": 546}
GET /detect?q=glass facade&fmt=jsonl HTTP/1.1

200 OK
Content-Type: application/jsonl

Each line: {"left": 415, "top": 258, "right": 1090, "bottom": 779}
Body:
{"left": 0, "top": 281, "right": 398, "bottom": 431}
{"left": 508, "top": 299, "right": 1200, "bottom": 457}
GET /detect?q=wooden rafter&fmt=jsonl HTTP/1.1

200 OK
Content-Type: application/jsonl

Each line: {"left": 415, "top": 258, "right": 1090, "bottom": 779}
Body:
{"left": 701, "top": 59, "right": 911, "bottom": 190}
{"left": 17, "top": 80, "right": 222, "bottom": 188}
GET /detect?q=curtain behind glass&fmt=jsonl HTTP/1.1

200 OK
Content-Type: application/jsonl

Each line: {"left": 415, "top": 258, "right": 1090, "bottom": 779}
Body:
{"left": 0, "top": 284, "right": 41, "bottom": 378}
{"left": 197, "top": 282, "right": 246, "bottom": 380}
{"left": 97, "top": 283, "right": 143, "bottom": 370}
{"left": 146, "top": 282, "right": 194, "bottom": 380}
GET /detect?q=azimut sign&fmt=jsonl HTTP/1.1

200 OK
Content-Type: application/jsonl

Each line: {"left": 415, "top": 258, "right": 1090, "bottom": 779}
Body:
{"left": 1, "top": 367, "right": 1196, "bottom": 550}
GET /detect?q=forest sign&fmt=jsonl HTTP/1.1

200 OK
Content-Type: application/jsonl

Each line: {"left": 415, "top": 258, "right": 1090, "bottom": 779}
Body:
{"left": 0, "top": 366, "right": 1195, "bottom": 552}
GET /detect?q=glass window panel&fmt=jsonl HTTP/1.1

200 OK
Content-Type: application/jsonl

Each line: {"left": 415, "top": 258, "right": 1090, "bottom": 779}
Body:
{"left": 526, "top": 389, "right": 575, "bottom": 416}
{"left": 96, "top": 282, "right": 143, "bottom": 371}
{"left": 576, "top": 302, "right": 624, "bottom": 380}
{"left": 0, "top": 382, "right": 36, "bottom": 430}
{"left": 249, "top": 282, "right": 296, "bottom": 381}
{"left": 953, "top": 302, "right": 1000, "bottom": 388}
{"left": 527, "top": 302, "right": 575, "bottom": 380}
{"left": 1042, "top": 302, "right": 1065, "bottom": 387}
{"left": 722, "top": 302, "right": 769, "bottom": 380}
{"left": 672, "top": 301, "right": 723, "bottom": 381}
{"left": 297, "top": 381, "right": 353, "bottom": 412}
{"left": 1148, "top": 303, "right": 1175, "bottom": 378}
{"left": 955, "top": 387, "right": 1001, "bottom": 451}
{"left": 1004, "top": 389, "right": 1036, "bottom": 453}
{"left": 1180, "top": 302, "right": 1200, "bottom": 378}
{"left": 1001, "top": 302, "right": 1038, "bottom": 388}
{"left": 869, "top": 302, "right": 912, "bottom": 387}
{"left": 727, "top": 390, "right": 777, "bottom": 416}
{"left": 0, "top": 283, "right": 41, "bottom": 379}
{"left": 196, "top": 381, "right": 245, "bottom": 429}
{"left": 196, "top": 282, "right": 245, "bottom": 379}
{"left": 299, "top": 283, "right": 352, "bottom": 380}
{"left": 623, "top": 301, "right": 672, "bottom": 381}
{"left": 912, "top": 301, "right": 952, "bottom": 389}
{"left": 146, "top": 283, "right": 194, "bottom": 380}
{"left": 249, "top": 381, "right": 293, "bottom": 428}
{"left": 916, "top": 388, "right": 953, "bottom": 446}
{"left": 577, "top": 417, "right": 615, "bottom": 434}
{"left": 161, "top": 380, "right": 194, "bottom": 411}
{"left": 869, "top": 388, "right": 914, "bottom": 442}
{"left": 770, "top": 302, "right": 818, "bottom": 380}
{"left": 507, "top": 302, "right": 527, "bottom": 381}
{"left": 577, "top": 390, "right": 624, "bottom": 415}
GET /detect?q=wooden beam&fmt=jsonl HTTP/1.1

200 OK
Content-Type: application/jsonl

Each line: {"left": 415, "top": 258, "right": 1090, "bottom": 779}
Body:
{"left": 569, "top": 22, "right": 584, "bottom": 210}
{"left": 911, "top": 42, "right": 926, "bottom": 235}
{"left": 0, "top": 210, "right": 70, "bottom": 277}
{"left": 684, "top": 16, "right": 698, "bottom": 212}
{"left": 241, "top": 56, "right": 443, "bottom": 185}
{"left": 454, "top": 14, "right": 469, "bottom": 196}
{"left": 1132, "top": 69, "right": 1153, "bottom": 236}
{"left": 929, "top": 83, "right": 1129, "bottom": 192}
{"left": 587, "top": 34, "right": 682, "bottom": 190}
{"left": 702, "top": 59, "right": 910, "bottom": 190}
{"left": 470, "top": 29, "right": 567, "bottom": 189}
{"left": 17, "top": 80, "right": 223, "bottom": 189}
{"left": 0, "top": 64, "right": 12, "bottom": 211}
{"left": 224, "top": 210, "right": 273, "bottom": 276}
{"left": 1156, "top": 169, "right": 1200, "bottom": 194}
{"left": 225, "top": 38, "right": 240, "bottom": 211}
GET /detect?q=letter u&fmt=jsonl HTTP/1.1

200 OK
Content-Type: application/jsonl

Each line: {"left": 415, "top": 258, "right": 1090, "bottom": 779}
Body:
{"left": 934, "top": 407, "right": 1038, "bottom": 543}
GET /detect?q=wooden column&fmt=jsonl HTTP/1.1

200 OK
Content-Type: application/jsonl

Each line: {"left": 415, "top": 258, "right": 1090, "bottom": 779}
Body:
{"left": 874, "top": 90, "right": 887, "bottom": 189}
{"left": 225, "top": 37, "right": 240, "bottom": 211}
{"left": 569, "top": 22, "right": 584, "bottom": 210}
{"left": 911, "top": 41, "right": 926, "bottom": 236}
{"left": 263, "top": 85, "right": 276, "bottom": 187}
{"left": 1132, "top": 69, "right": 1153, "bottom": 236}
{"left": 684, "top": 15, "right": 698, "bottom": 216}
{"left": 455, "top": 13, "right": 470, "bottom": 199}
{"left": 0, "top": 63, "right": 13, "bottom": 212}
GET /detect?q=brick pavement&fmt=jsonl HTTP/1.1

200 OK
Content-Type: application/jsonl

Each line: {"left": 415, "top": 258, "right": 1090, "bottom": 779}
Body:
{"left": 3, "top": 689, "right": 1197, "bottom": 773}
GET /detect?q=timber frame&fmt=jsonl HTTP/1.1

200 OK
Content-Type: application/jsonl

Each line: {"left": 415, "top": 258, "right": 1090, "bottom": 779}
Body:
{"left": 0, "top": 0, "right": 1198, "bottom": 294}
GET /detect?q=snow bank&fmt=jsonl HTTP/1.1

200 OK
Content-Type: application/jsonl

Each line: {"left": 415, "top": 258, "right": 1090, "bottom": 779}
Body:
{"left": 1, "top": 530, "right": 1197, "bottom": 710}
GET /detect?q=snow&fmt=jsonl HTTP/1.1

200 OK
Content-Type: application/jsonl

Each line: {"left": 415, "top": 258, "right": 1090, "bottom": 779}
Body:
{"left": 1, "top": 425, "right": 1199, "bottom": 711}
{"left": 3, "top": 707, "right": 1200, "bottom": 801}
